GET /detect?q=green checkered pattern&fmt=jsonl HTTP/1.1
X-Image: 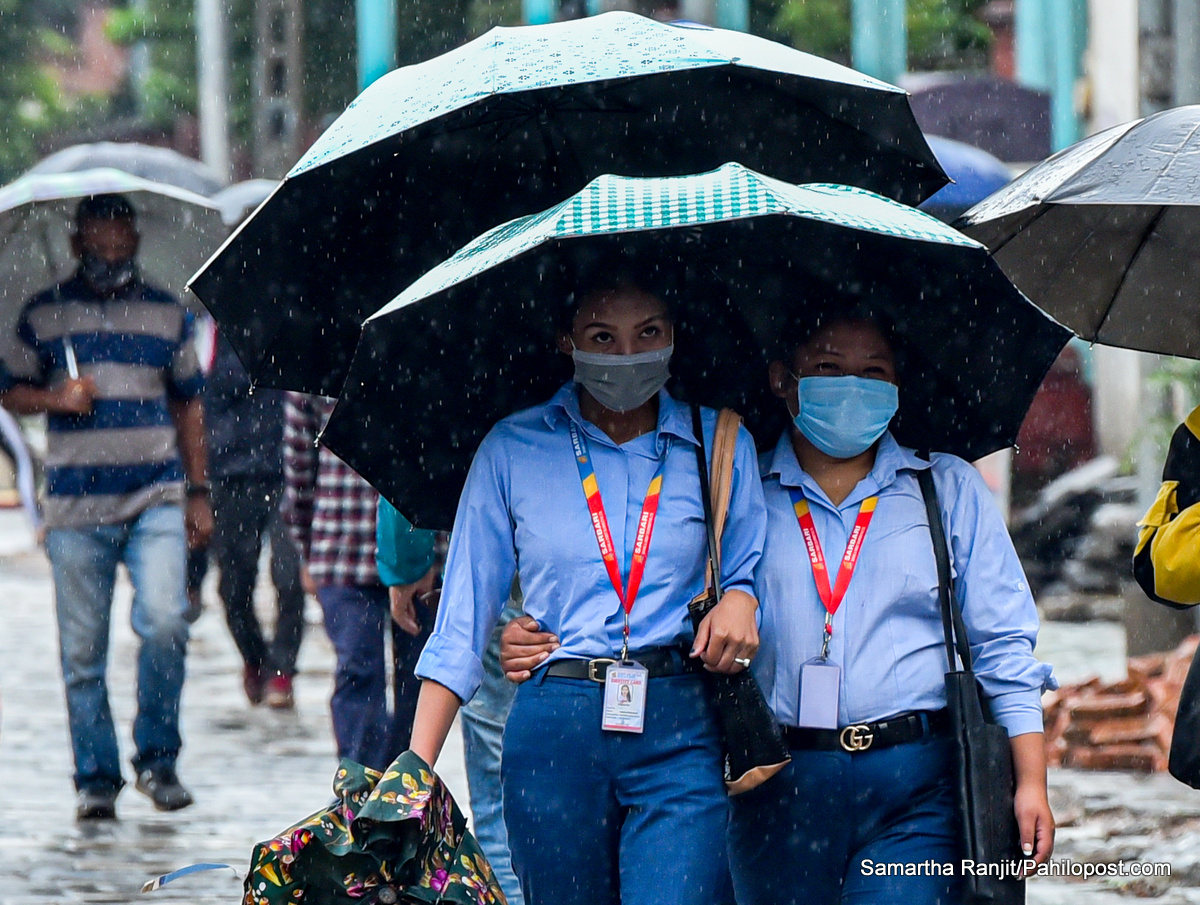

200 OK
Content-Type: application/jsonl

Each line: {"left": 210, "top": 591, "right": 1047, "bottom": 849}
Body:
{"left": 369, "top": 163, "right": 980, "bottom": 323}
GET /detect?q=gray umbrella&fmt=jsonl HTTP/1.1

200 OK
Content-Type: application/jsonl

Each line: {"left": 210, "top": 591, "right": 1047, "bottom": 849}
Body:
{"left": 29, "top": 142, "right": 226, "bottom": 197}
{"left": 956, "top": 105, "right": 1200, "bottom": 359}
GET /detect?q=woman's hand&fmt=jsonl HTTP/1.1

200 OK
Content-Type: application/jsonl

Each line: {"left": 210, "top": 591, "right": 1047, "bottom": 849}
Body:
{"left": 690, "top": 588, "right": 758, "bottom": 673}
{"left": 500, "top": 615, "right": 559, "bottom": 682}
{"left": 1010, "top": 732, "right": 1055, "bottom": 874}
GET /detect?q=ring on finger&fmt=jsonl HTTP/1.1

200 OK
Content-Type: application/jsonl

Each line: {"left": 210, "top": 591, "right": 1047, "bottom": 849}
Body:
{"left": 734, "top": 657, "right": 752, "bottom": 667}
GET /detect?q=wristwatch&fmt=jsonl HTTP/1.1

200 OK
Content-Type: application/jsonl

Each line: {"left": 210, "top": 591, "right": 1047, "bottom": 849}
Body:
{"left": 185, "top": 481, "right": 211, "bottom": 497}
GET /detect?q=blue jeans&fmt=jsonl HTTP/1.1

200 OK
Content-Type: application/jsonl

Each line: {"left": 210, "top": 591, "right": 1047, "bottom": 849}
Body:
{"left": 501, "top": 668, "right": 730, "bottom": 905}
{"left": 461, "top": 601, "right": 523, "bottom": 905}
{"left": 317, "top": 584, "right": 428, "bottom": 772}
{"left": 45, "top": 504, "right": 189, "bottom": 793}
{"left": 728, "top": 735, "right": 961, "bottom": 905}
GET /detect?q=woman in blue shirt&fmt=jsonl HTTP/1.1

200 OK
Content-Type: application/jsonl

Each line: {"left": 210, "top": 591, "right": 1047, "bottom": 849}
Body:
{"left": 503, "top": 313, "right": 1056, "bottom": 905}
{"left": 407, "top": 261, "right": 767, "bottom": 905}
{"left": 726, "top": 314, "right": 1055, "bottom": 905}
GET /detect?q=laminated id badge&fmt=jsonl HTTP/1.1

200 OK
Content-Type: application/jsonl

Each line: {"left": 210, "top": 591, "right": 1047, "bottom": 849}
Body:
{"left": 602, "top": 662, "right": 648, "bottom": 733}
{"left": 797, "top": 659, "right": 840, "bottom": 729}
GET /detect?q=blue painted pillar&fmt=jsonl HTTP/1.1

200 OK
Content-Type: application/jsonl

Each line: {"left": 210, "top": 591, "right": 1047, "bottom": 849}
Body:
{"left": 523, "top": 0, "right": 556, "bottom": 24}
{"left": 715, "top": 0, "right": 749, "bottom": 32}
{"left": 1016, "top": 0, "right": 1085, "bottom": 151}
{"left": 356, "top": 0, "right": 397, "bottom": 90}
{"left": 851, "top": 0, "right": 907, "bottom": 85}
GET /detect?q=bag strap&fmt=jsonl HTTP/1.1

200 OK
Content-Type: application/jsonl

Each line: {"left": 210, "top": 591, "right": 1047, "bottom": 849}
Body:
{"left": 691, "top": 405, "right": 741, "bottom": 598}
{"left": 916, "top": 467, "right": 973, "bottom": 675}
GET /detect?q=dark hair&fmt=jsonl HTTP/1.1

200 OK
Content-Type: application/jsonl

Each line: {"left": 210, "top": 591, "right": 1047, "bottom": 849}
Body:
{"left": 777, "top": 307, "right": 905, "bottom": 378}
{"left": 553, "top": 245, "right": 680, "bottom": 333}
{"left": 75, "top": 194, "right": 137, "bottom": 233}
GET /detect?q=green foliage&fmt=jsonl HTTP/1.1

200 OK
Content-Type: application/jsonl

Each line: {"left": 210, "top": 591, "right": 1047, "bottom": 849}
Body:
{"left": 772, "top": 0, "right": 992, "bottom": 70}
{"left": 0, "top": 0, "right": 71, "bottom": 180}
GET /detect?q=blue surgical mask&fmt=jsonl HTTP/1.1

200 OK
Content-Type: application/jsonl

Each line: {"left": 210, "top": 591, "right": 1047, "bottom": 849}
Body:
{"left": 794, "top": 375, "right": 899, "bottom": 459}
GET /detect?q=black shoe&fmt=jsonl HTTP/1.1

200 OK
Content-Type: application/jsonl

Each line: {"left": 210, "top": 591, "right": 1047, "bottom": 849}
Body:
{"left": 76, "top": 788, "right": 118, "bottom": 820}
{"left": 134, "top": 766, "right": 194, "bottom": 811}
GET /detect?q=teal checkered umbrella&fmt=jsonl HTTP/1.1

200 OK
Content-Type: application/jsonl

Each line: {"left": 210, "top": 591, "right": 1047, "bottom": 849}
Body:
{"left": 321, "top": 164, "right": 1069, "bottom": 528}
{"left": 188, "top": 11, "right": 945, "bottom": 398}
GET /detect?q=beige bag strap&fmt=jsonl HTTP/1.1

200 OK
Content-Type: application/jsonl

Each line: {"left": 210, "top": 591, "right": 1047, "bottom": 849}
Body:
{"left": 704, "top": 408, "right": 743, "bottom": 591}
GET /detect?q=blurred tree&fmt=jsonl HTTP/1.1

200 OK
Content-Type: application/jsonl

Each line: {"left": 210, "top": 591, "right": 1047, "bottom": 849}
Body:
{"left": 0, "top": 0, "right": 77, "bottom": 180}
{"left": 773, "top": 0, "right": 992, "bottom": 70}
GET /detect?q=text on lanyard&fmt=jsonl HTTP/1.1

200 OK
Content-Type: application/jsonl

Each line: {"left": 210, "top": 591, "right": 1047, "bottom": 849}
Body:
{"left": 787, "top": 488, "right": 877, "bottom": 658}
{"left": 569, "top": 422, "right": 669, "bottom": 657}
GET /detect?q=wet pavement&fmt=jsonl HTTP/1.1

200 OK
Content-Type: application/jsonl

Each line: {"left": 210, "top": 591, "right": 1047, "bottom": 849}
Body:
{"left": 2, "top": 506, "right": 1200, "bottom": 903}
{"left": 0, "top": 510, "right": 468, "bottom": 904}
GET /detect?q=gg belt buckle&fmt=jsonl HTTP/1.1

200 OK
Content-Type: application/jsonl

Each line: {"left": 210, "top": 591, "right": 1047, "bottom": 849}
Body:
{"left": 587, "top": 658, "right": 617, "bottom": 683}
{"left": 839, "top": 724, "right": 874, "bottom": 752}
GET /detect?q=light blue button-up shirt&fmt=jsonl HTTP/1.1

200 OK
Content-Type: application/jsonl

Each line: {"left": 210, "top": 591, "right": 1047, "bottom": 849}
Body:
{"left": 416, "top": 383, "right": 766, "bottom": 703}
{"left": 753, "top": 430, "right": 1055, "bottom": 737}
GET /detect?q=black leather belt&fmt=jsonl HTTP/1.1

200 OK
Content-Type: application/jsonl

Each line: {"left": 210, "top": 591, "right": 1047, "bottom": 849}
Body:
{"left": 783, "top": 709, "right": 951, "bottom": 753}
{"left": 542, "top": 648, "right": 702, "bottom": 683}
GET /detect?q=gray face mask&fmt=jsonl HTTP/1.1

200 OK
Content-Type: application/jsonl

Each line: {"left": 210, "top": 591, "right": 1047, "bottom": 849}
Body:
{"left": 572, "top": 344, "right": 674, "bottom": 413}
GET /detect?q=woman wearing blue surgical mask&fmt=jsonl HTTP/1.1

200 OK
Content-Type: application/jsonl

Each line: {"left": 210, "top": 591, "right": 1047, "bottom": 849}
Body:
{"left": 727, "top": 315, "right": 1055, "bottom": 905}
{"left": 407, "top": 260, "right": 767, "bottom": 905}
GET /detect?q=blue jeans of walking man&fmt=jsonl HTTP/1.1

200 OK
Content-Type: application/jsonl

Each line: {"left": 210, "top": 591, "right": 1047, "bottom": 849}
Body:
{"left": 45, "top": 504, "right": 189, "bottom": 794}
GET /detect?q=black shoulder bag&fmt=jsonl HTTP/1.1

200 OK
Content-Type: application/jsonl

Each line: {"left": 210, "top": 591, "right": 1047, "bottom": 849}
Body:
{"left": 917, "top": 467, "right": 1025, "bottom": 905}
{"left": 688, "top": 405, "right": 790, "bottom": 795}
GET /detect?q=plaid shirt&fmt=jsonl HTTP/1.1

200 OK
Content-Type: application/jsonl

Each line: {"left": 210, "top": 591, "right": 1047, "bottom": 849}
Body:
{"left": 283, "top": 393, "right": 380, "bottom": 587}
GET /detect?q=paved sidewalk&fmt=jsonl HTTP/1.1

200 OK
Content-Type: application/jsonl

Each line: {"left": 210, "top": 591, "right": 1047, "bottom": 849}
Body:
{"left": 0, "top": 511, "right": 468, "bottom": 904}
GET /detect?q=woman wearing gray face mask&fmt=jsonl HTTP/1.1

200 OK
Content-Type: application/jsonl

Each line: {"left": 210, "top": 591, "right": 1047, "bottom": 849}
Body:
{"left": 407, "top": 265, "right": 767, "bottom": 905}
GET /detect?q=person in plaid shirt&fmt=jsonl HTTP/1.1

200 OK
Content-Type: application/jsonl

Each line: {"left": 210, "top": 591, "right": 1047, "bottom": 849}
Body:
{"left": 282, "top": 393, "right": 428, "bottom": 770}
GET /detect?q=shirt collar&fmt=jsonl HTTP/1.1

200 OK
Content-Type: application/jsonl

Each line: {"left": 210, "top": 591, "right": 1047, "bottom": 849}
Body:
{"left": 764, "top": 429, "right": 931, "bottom": 508}
{"left": 544, "top": 381, "right": 698, "bottom": 454}
{"left": 64, "top": 270, "right": 144, "bottom": 302}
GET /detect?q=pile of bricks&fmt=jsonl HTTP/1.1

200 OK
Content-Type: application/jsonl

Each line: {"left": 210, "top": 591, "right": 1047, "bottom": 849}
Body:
{"left": 1043, "top": 635, "right": 1197, "bottom": 772}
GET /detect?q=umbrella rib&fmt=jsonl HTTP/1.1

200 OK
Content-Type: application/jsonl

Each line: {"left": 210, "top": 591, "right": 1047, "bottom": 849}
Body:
{"left": 1090, "top": 204, "right": 1169, "bottom": 343}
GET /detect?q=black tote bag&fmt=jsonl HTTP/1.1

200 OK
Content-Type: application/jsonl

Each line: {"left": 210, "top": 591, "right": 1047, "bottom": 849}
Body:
{"left": 918, "top": 468, "right": 1025, "bottom": 905}
{"left": 1169, "top": 645, "right": 1200, "bottom": 788}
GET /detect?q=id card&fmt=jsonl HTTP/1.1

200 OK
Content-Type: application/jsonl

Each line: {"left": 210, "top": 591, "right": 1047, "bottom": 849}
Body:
{"left": 797, "top": 659, "right": 840, "bottom": 729}
{"left": 602, "top": 662, "right": 648, "bottom": 733}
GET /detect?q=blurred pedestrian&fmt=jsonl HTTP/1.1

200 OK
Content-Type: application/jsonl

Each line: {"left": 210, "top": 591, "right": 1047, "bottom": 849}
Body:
{"left": 283, "top": 393, "right": 423, "bottom": 770}
{"left": 0, "top": 194, "right": 212, "bottom": 820}
{"left": 206, "top": 329, "right": 306, "bottom": 708}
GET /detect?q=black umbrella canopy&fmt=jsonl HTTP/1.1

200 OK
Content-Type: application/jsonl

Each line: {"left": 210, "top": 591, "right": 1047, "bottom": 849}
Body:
{"left": 957, "top": 105, "right": 1200, "bottom": 358}
{"left": 320, "top": 166, "right": 1069, "bottom": 528}
{"left": 188, "top": 12, "right": 946, "bottom": 398}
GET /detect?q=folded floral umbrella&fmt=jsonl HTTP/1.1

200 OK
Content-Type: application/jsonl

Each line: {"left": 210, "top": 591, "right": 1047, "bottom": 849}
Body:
{"left": 188, "top": 11, "right": 945, "bottom": 397}
{"left": 243, "top": 752, "right": 505, "bottom": 905}
{"left": 321, "top": 163, "right": 1070, "bottom": 528}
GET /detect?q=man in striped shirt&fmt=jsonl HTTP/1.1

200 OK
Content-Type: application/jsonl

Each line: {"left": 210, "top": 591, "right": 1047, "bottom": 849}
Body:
{"left": 0, "top": 194, "right": 213, "bottom": 820}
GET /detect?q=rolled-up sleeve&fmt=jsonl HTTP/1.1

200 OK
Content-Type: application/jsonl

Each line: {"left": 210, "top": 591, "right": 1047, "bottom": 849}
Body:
{"left": 939, "top": 457, "right": 1055, "bottom": 737}
{"left": 718, "top": 424, "right": 767, "bottom": 598}
{"left": 414, "top": 428, "right": 517, "bottom": 703}
{"left": 376, "top": 498, "right": 438, "bottom": 587}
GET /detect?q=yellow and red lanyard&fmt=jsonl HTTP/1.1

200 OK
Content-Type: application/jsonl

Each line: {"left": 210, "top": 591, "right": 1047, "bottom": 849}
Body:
{"left": 570, "top": 422, "right": 669, "bottom": 662}
{"left": 787, "top": 488, "right": 878, "bottom": 660}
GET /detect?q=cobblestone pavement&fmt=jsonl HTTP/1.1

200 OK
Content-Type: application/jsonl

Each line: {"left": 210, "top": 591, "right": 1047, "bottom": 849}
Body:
{"left": 0, "top": 511, "right": 468, "bottom": 904}
{"left": 3, "top": 508, "right": 1200, "bottom": 904}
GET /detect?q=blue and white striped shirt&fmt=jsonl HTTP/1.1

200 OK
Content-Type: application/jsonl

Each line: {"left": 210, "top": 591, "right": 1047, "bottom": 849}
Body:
{"left": 1, "top": 273, "right": 204, "bottom": 528}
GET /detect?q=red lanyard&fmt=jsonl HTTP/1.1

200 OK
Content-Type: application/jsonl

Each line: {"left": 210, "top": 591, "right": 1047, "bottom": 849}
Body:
{"left": 787, "top": 488, "right": 877, "bottom": 658}
{"left": 570, "top": 422, "right": 668, "bottom": 659}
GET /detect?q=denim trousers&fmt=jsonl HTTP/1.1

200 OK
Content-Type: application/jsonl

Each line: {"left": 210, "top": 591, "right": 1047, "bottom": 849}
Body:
{"left": 727, "top": 735, "right": 961, "bottom": 905}
{"left": 461, "top": 601, "right": 523, "bottom": 905}
{"left": 211, "top": 476, "right": 305, "bottom": 676}
{"left": 501, "top": 667, "right": 730, "bottom": 905}
{"left": 45, "top": 504, "right": 189, "bottom": 793}
{"left": 316, "top": 583, "right": 428, "bottom": 772}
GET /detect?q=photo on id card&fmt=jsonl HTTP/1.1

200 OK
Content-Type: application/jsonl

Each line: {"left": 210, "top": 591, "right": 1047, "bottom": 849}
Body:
{"left": 603, "top": 663, "right": 648, "bottom": 733}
